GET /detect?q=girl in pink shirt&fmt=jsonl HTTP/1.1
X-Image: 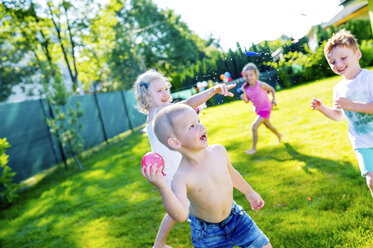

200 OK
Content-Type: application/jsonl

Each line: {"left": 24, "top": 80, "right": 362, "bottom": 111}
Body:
{"left": 240, "top": 63, "right": 282, "bottom": 155}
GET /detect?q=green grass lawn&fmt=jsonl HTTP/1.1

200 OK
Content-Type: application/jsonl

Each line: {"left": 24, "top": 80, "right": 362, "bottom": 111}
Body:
{"left": 1, "top": 74, "right": 373, "bottom": 248}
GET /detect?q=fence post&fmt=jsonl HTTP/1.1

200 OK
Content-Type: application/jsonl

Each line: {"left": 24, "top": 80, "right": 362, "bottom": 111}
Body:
{"left": 120, "top": 90, "right": 134, "bottom": 133}
{"left": 39, "top": 99, "right": 60, "bottom": 165}
{"left": 46, "top": 101, "right": 68, "bottom": 169}
{"left": 93, "top": 90, "right": 108, "bottom": 143}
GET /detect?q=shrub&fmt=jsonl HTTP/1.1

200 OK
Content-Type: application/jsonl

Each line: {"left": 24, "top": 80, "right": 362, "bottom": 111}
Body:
{"left": 360, "top": 40, "right": 373, "bottom": 68}
{"left": 266, "top": 42, "right": 334, "bottom": 88}
{"left": 0, "top": 138, "right": 18, "bottom": 208}
{"left": 291, "top": 43, "right": 334, "bottom": 83}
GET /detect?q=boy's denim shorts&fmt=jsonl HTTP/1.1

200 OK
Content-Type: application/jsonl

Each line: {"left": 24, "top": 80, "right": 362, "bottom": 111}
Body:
{"left": 355, "top": 148, "right": 373, "bottom": 176}
{"left": 189, "top": 201, "right": 269, "bottom": 248}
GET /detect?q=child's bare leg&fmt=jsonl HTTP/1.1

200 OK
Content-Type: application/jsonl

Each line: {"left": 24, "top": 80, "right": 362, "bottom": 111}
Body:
{"left": 153, "top": 214, "right": 175, "bottom": 248}
{"left": 365, "top": 171, "right": 373, "bottom": 198}
{"left": 246, "top": 116, "right": 265, "bottom": 155}
{"left": 263, "top": 119, "right": 282, "bottom": 142}
{"left": 263, "top": 243, "right": 272, "bottom": 248}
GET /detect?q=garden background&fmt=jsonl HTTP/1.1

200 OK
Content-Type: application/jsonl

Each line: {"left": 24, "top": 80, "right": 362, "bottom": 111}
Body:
{"left": 1, "top": 0, "right": 373, "bottom": 247}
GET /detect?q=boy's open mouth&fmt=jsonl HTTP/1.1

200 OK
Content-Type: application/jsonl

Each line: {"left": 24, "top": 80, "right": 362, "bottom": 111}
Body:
{"left": 337, "top": 66, "right": 347, "bottom": 73}
{"left": 200, "top": 133, "right": 207, "bottom": 141}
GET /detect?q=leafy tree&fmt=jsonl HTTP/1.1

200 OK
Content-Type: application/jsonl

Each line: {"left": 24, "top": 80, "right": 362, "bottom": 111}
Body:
{"left": 124, "top": 0, "right": 215, "bottom": 74}
{"left": 108, "top": 16, "right": 146, "bottom": 91}
{"left": 2, "top": 1, "right": 85, "bottom": 169}
{"left": 45, "top": 0, "right": 80, "bottom": 92}
{"left": 0, "top": 2, "right": 40, "bottom": 102}
{"left": 77, "top": 1, "right": 131, "bottom": 92}
{"left": 1, "top": 0, "right": 220, "bottom": 94}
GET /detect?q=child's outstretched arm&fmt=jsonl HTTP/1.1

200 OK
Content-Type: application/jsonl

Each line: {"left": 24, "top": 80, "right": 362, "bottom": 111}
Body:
{"left": 311, "top": 98, "right": 344, "bottom": 121}
{"left": 142, "top": 165, "right": 189, "bottom": 222}
{"left": 240, "top": 93, "right": 249, "bottom": 103}
{"left": 220, "top": 145, "right": 264, "bottom": 211}
{"left": 182, "top": 83, "right": 236, "bottom": 109}
{"left": 260, "top": 82, "right": 277, "bottom": 105}
{"left": 334, "top": 97, "right": 373, "bottom": 114}
{"left": 240, "top": 83, "right": 250, "bottom": 103}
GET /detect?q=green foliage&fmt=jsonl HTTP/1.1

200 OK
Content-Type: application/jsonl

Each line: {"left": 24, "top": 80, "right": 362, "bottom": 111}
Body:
{"left": 176, "top": 19, "right": 371, "bottom": 91}
{"left": 174, "top": 41, "right": 278, "bottom": 90}
{"left": 47, "top": 102, "right": 84, "bottom": 156}
{"left": 1, "top": 0, "right": 218, "bottom": 96}
{"left": 312, "top": 24, "right": 336, "bottom": 47}
{"left": 339, "top": 19, "right": 373, "bottom": 43}
{"left": 265, "top": 20, "right": 373, "bottom": 89}
{"left": 0, "top": 2, "right": 41, "bottom": 101}
{"left": 44, "top": 76, "right": 84, "bottom": 170}
{"left": 115, "top": 0, "right": 218, "bottom": 89}
{"left": 360, "top": 40, "right": 373, "bottom": 68}
{"left": 108, "top": 28, "right": 145, "bottom": 91}
{"left": 0, "top": 138, "right": 18, "bottom": 206}
{"left": 1, "top": 1, "right": 372, "bottom": 100}
{"left": 267, "top": 42, "right": 334, "bottom": 87}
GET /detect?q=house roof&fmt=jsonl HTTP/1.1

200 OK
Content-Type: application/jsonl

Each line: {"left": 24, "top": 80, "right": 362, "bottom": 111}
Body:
{"left": 321, "top": 1, "right": 368, "bottom": 28}
{"left": 339, "top": 0, "right": 353, "bottom": 6}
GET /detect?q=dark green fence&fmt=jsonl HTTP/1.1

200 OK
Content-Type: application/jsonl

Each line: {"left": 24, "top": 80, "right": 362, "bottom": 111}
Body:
{"left": 0, "top": 90, "right": 146, "bottom": 183}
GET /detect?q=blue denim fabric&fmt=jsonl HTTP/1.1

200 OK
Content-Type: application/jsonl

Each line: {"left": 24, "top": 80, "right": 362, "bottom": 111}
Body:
{"left": 189, "top": 202, "right": 269, "bottom": 248}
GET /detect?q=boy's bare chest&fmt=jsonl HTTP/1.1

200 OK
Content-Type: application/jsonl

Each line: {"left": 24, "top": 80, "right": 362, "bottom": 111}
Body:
{"left": 188, "top": 158, "right": 230, "bottom": 193}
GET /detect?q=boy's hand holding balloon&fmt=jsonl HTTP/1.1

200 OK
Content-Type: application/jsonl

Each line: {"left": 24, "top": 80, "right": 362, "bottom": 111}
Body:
{"left": 141, "top": 152, "right": 166, "bottom": 176}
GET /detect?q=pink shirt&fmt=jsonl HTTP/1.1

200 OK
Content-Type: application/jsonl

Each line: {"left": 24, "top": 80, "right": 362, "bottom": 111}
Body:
{"left": 244, "top": 81, "right": 272, "bottom": 113}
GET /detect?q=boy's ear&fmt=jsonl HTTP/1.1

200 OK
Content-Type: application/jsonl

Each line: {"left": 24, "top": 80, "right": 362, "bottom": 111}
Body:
{"left": 168, "top": 137, "right": 181, "bottom": 150}
{"left": 356, "top": 49, "right": 362, "bottom": 59}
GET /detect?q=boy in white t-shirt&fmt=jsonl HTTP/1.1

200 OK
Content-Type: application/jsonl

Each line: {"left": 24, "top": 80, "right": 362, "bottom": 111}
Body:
{"left": 311, "top": 29, "right": 373, "bottom": 197}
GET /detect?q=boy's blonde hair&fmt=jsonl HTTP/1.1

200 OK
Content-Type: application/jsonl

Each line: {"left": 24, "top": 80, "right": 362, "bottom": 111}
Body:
{"left": 242, "top": 62, "right": 259, "bottom": 76}
{"left": 324, "top": 29, "right": 359, "bottom": 56}
{"left": 153, "top": 104, "right": 191, "bottom": 150}
{"left": 133, "top": 69, "right": 172, "bottom": 114}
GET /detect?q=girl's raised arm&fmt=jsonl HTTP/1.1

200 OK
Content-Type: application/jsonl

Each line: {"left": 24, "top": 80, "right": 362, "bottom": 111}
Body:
{"left": 182, "top": 83, "right": 236, "bottom": 109}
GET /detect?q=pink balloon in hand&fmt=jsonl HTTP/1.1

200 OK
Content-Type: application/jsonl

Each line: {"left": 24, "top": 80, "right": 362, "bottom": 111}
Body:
{"left": 141, "top": 152, "right": 166, "bottom": 176}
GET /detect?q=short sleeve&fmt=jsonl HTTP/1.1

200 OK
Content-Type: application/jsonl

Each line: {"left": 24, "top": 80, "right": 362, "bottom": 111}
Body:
{"left": 366, "top": 70, "right": 373, "bottom": 101}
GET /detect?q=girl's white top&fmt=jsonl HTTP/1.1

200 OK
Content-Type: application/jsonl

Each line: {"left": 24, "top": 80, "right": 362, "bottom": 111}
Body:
{"left": 147, "top": 120, "right": 182, "bottom": 187}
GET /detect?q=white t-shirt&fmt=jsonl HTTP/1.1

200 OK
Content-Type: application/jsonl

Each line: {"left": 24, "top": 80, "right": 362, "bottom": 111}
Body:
{"left": 333, "top": 69, "right": 373, "bottom": 149}
{"left": 147, "top": 120, "right": 182, "bottom": 187}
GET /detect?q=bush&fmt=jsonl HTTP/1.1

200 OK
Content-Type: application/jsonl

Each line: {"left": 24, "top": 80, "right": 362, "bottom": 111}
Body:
{"left": 265, "top": 52, "right": 296, "bottom": 88}
{"left": 291, "top": 43, "right": 334, "bottom": 83}
{"left": 360, "top": 40, "right": 373, "bottom": 68}
{"left": 266, "top": 42, "right": 334, "bottom": 88}
{"left": 0, "top": 138, "right": 18, "bottom": 208}
{"left": 339, "top": 19, "right": 373, "bottom": 42}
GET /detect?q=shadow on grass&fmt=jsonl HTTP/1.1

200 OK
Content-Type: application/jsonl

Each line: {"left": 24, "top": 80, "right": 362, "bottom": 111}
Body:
{"left": 0, "top": 129, "right": 155, "bottom": 248}
{"left": 225, "top": 140, "right": 360, "bottom": 180}
{"left": 266, "top": 142, "right": 361, "bottom": 180}
{"left": 282, "top": 142, "right": 359, "bottom": 177}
